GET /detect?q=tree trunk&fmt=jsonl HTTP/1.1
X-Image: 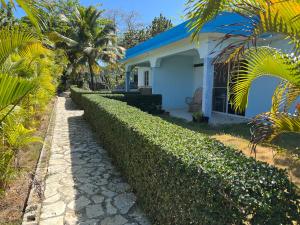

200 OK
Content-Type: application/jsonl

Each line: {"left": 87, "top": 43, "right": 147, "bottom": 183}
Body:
{"left": 88, "top": 59, "right": 95, "bottom": 90}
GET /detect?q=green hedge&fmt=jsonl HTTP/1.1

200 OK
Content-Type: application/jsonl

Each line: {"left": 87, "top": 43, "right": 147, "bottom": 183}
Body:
{"left": 81, "top": 94, "right": 299, "bottom": 225}
{"left": 70, "top": 86, "right": 110, "bottom": 108}
{"left": 102, "top": 94, "right": 162, "bottom": 114}
{"left": 70, "top": 86, "right": 162, "bottom": 114}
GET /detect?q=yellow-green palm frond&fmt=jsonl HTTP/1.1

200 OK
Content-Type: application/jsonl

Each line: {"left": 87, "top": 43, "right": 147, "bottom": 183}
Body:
{"left": 186, "top": 0, "right": 260, "bottom": 40}
{"left": 0, "top": 27, "right": 41, "bottom": 65}
{"left": 0, "top": 73, "right": 35, "bottom": 119}
{"left": 250, "top": 112, "right": 300, "bottom": 150}
{"left": 18, "top": 42, "right": 52, "bottom": 60}
{"left": 230, "top": 46, "right": 300, "bottom": 112}
{"left": 255, "top": 0, "right": 300, "bottom": 53}
{"left": 3, "top": 122, "right": 42, "bottom": 150}
{"left": 271, "top": 82, "right": 300, "bottom": 113}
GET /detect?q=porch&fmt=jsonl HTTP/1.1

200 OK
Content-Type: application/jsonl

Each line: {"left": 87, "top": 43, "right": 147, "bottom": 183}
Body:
{"left": 168, "top": 109, "right": 250, "bottom": 125}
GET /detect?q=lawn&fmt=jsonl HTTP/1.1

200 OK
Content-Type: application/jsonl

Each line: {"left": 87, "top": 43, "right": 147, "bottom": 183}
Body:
{"left": 160, "top": 115, "right": 300, "bottom": 188}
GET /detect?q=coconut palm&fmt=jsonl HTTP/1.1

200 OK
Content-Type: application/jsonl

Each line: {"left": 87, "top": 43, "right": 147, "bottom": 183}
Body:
{"left": 186, "top": 0, "right": 300, "bottom": 149}
{"left": 50, "top": 6, "right": 124, "bottom": 90}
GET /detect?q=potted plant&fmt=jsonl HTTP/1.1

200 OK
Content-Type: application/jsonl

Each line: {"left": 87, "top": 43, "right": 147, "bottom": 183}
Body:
{"left": 192, "top": 111, "right": 209, "bottom": 123}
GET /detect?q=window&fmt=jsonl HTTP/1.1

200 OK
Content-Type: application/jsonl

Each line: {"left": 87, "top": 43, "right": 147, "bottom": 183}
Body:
{"left": 144, "top": 71, "right": 149, "bottom": 87}
{"left": 212, "top": 63, "right": 245, "bottom": 116}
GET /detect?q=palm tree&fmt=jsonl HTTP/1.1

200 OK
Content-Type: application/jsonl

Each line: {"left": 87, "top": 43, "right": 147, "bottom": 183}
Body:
{"left": 51, "top": 6, "right": 124, "bottom": 90}
{"left": 0, "top": 0, "right": 43, "bottom": 31}
{"left": 0, "top": 26, "right": 51, "bottom": 122}
{"left": 0, "top": 0, "right": 53, "bottom": 121}
{"left": 186, "top": 0, "right": 300, "bottom": 150}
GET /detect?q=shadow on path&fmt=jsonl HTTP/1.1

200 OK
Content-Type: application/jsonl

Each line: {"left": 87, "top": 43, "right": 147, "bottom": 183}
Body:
{"left": 39, "top": 97, "right": 150, "bottom": 225}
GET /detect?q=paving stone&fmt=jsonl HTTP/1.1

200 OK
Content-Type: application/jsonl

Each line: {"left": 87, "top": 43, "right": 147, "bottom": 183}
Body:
{"left": 86, "top": 204, "right": 105, "bottom": 218}
{"left": 43, "top": 193, "right": 61, "bottom": 204}
{"left": 39, "top": 216, "right": 64, "bottom": 225}
{"left": 39, "top": 97, "right": 150, "bottom": 224}
{"left": 114, "top": 193, "right": 136, "bottom": 214}
{"left": 100, "top": 215, "right": 128, "bottom": 225}
{"left": 92, "top": 195, "right": 105, "bottom": 204}
{"left": 67, "top": 196, "right": 91, "bottom": 210}
{"left": 105, "top": 199, "right": 117, "bottom": 215}
{"left": 40, "top": 201, "right": 65, "bottom": 219}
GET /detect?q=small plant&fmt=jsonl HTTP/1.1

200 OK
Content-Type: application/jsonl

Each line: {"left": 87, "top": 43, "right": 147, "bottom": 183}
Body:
{"left": 192, "top": 111, "right": 203, "bottom": 119}
{"left": 192, "top": 111, "right": 208, "bottom": 123}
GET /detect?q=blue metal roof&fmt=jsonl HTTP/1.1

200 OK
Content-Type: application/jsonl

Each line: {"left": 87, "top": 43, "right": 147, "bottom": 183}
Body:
{"left": 123, "top": 12, "right": 253, "bottom": 61}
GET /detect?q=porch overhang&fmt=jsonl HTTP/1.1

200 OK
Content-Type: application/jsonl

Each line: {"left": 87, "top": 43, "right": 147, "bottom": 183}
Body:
{"left": 121, "top": 12, "right": 253, "bottom": 63}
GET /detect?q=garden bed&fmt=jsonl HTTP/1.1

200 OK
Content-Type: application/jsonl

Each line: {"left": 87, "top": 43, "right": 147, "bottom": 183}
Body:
{"left": 80, "top": 94, "right": 300, "bottom": 225}
{"left": 0, "top": 99, "right": 56, "bottom": 225}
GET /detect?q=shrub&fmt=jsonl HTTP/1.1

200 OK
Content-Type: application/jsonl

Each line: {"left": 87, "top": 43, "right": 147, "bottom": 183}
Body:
{"left": 81, "top": 94, "right": 300, "bottom": 225}
{"left": 70, "top": 86, "right": 110, "bottom": 108}
{"left": 71, "top": 86, "right": 162, "bottom": 114}
{"left": 103, "top": 93, "right": 162, "bottom": 114}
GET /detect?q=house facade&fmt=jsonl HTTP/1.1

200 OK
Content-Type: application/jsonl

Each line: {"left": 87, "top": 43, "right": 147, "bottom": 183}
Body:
{"left": 122, "top": 12, "right": 294, "bottom": 123}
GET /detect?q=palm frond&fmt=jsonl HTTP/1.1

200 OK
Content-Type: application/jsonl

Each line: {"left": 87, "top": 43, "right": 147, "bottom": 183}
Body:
{"left": 0, "top": 73, "right": 35, "bottom": 116}
{"left": 1, "top": 0, "right": 44, "bottom": 31}
{"left": 0, "top": 27, "right": 44, "bottom": 65}
{"left": 230, "top": 46, "right": 300, "bottom": 112}
{"left": 250, "top": 112, "right": 300, "bottom": 151}
{"left": 272, "top": 82, "right": 300, "bottom": 113}
{"left": 3, "top": 123, "right": 42, "bottom": 150}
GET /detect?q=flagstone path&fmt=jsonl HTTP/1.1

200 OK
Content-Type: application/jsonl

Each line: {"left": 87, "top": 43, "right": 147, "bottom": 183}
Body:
{"left": 39, "top": 97, "right": 151, "bottom": 225}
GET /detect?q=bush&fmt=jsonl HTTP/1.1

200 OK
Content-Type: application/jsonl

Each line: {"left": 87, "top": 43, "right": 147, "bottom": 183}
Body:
{"left": 81, "top": 94, "right": 300, "bottom": 225}
{"left": 70, "top": 86, "right": 110, "bottom": 108}
{"left": 71, "top": 86, "right": 162, "bottom": 114}
{"left": 103, "top": 93, "right": 162, "bottom": 114}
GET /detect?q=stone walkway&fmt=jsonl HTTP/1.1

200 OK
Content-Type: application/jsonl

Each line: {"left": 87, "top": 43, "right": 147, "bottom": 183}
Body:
{"left": 39, "top": 97, "right": 150, "bottom": 225}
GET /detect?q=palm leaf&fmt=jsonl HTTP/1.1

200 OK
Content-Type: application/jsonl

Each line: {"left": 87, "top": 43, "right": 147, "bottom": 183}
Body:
{"left": 250, "top": 112, "right": 300, "bottom": 151}
{"left": 0, "top": 27, "right": 39, "bottom": 65}
{"left": 230, "top": 46, "right": 300, "bottom": 112}
{"left": 1, "top": 0, "right": 44, "bottom": 31}
{"left": 272, "top": 82, "right": 300, "bottom": 113}
{"left": 0, "top": 73, "right": 35, "bottom": 114}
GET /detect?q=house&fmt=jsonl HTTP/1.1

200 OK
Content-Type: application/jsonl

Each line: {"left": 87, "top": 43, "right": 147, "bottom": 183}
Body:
{"left": 122, "top": 12, "right": 293, "bottom": 124}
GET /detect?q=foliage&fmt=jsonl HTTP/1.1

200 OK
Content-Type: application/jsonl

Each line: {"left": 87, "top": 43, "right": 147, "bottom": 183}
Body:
{"left": 51, "top": 5, "right": 124, "bottom": 90}
{"left": 0, "top": 2, "right": 17, "bottom": 27}
{"left": 186, "top": 0, "right": 300, "bottom": 148}
{"left": 0, "top": 150, "right": 14, "bottom": 193}
{"left": 0, "top": 2, "right": 66, "bottom": 192}
{"left": 81, "top": 94, "right": 300, "bottom": 225}
{"left": 148, "top": 13, "right": 173, "bottom": 37}
{"left": 70, "top": 86, "right": 162, "bottom": 114}
{"left": 120, "top": 29, "right": 150, "bottom": 49}
{"left": 120, "top": 13, "right": 173, "bottom": 49}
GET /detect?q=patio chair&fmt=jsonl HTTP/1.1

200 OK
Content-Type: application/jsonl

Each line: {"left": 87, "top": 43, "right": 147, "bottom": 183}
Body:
{"left": 185, "top": 88, "right": 203, "bottom": 112}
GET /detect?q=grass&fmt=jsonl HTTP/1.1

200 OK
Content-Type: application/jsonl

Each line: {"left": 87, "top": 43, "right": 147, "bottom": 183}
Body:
{"left": 159, "top": 115, "right": 300, "bottom": 187}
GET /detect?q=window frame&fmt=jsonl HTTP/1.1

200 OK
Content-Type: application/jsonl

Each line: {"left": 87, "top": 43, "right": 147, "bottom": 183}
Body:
{"left": 144, "top": 70, "right": 149, "bottom": 87}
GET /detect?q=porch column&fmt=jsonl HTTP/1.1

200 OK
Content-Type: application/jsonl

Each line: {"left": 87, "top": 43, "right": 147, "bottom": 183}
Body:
{"left": 150, "top": 67, "right": 156, "bottom": 93}
{"left": 125, "top": 65, "right": 132, "bottom": 92}
{"left": 150, "top": 58, "right": 161, "bottom": 94}
{"left": 202, "top": 57, "right": 214, "bottom": 117}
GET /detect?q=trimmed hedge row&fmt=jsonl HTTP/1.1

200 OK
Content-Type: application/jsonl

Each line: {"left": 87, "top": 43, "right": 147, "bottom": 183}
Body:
{"left": 70, "top": 86, "right": 110, "bottom": 108}
{"left": 81, "top": 94, "right": 299, "bottom": 225}
{"left": 103, "top": 94, "right": 162, "bottom": 114}
{"left": 70, "top": 86, "right": 162, "bottom": 114}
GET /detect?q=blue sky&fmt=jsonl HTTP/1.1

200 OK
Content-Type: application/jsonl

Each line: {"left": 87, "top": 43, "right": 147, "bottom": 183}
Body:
{"left": 15, "top": 0, "right": 187, "bottom": 26}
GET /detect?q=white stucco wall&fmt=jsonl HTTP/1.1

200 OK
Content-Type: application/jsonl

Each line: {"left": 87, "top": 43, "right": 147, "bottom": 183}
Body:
{"left": 152, "top": 55, "right": 195, "bottom": 110}
{"left": 127, "top": 34, "right": 299, "bottom": 120}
